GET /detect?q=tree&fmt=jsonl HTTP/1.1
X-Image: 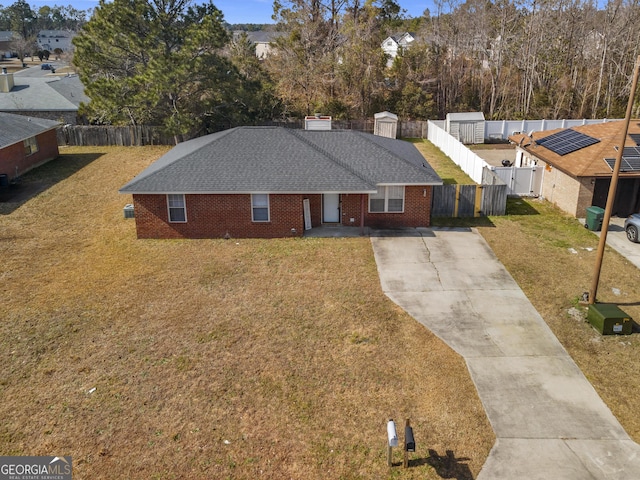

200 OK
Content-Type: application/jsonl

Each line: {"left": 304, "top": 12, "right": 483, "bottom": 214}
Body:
{"left": 9, "top": 32, "right": 36, "bottom": 60}
{"left": 74, "top": 0, "right": 255, "bottom": 137}
{"left": 6, "top": 0, "right": 36, "bottom": 39}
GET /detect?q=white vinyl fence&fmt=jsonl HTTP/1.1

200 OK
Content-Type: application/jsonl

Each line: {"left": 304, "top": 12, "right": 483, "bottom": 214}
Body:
{"left": 427, "top": 120, "right": 539, "bottom": 196}
{"left": 484, "top": 118, "right": 617, "bottom": 141}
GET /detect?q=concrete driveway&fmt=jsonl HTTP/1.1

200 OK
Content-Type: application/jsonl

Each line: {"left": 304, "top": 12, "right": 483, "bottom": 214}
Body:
{"left": 589, "top": 217, "right": 640, "bottom": 270}
{"left": 371, "top": 227, "right": 640, "bottom": 479}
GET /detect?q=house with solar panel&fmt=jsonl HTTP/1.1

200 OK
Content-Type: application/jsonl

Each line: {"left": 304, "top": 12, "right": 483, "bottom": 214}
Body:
{"left": 509, "top": 120, "right": 640, "bottom": 218}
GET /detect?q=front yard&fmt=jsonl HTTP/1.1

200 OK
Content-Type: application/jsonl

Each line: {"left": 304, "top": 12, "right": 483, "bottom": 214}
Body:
{"left": 0, "top": 147, "right": 493, "bottom": 479}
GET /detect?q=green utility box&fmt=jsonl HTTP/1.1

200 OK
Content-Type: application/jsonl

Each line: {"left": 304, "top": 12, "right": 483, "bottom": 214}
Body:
{"left": 585, "top": 206, "right": 605, "bottom": 231}
{"left": 587, "top": 303, "right": 632, "bottom": 335}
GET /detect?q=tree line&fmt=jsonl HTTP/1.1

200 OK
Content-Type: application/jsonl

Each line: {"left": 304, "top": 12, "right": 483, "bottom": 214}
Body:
{"left": 264, "top": 0, "right": 640, "bottom": 122}
{"left": 5, "top": 0, "right": 638, "bottom": 138}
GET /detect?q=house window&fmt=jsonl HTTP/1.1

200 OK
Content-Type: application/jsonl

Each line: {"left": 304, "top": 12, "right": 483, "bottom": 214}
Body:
{"left": 167, "top": 194, "right": 186, "bottom": 222}
{"left": 24, "top": 137, "right": 39, "bottom": 156}
{"left": 252, "top": 194, "right": 269, "bottom": 222}
{"left": 369, "top": 186, "right": 404, "bottom": 213}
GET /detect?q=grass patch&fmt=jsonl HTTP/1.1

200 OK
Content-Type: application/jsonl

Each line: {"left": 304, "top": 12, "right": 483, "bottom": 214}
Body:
{"left": 478, "top": 197, "right": 640, "bottom": 442}
{"left": 422, "top": 148, "right": 640, "bottom": 445}
{"left": 0, "top": 147, "right": 493, "bottom": 479}
{"left": 409, "top": 140, "right": 474, "bottom": 185}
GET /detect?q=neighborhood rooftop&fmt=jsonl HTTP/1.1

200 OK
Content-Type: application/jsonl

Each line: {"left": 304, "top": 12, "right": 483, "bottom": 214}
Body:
{"left": 0, "top": 111, "right": 59, "bottom": 148}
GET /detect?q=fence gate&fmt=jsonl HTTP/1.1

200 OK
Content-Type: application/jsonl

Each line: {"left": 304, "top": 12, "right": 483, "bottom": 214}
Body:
{"left": 491, "top": 166, "right": 540, "bottom": 196}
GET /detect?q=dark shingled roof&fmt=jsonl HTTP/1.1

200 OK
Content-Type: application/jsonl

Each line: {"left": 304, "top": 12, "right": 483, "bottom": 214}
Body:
{"left": 120, "top": 127, "right": 442, "bottom": 194}
{"left": 0, "top": 112, "right": 60, "bottom": 148}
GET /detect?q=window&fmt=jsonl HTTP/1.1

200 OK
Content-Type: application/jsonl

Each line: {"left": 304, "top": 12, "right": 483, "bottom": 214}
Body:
{"left": 167, "top": 194, "right": 186, "bottom": 222}
{"left": 252, "top": 194, "right": 269, "bottom": 222}
{"left": 369, "top": 186, "right": 404, "bottom": 213}
{"left": 24, "top": 137, "right": 39, "bottom": 156}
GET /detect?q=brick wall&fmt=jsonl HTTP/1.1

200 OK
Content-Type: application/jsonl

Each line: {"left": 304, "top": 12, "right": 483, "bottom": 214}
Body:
{"left": 540, "top": 162, "right": 586, "bottom": 217}
{"left": 132, "top": 187, "right": 433, "bottom": 239}
{"left": 341, "top": 186, "right": 432, "bottom": 229}
{"left": 133, "top": 193, "right": 307, "bottom": 239}
{"left": 0, "top": 129, "right": 59, "bottom": 180}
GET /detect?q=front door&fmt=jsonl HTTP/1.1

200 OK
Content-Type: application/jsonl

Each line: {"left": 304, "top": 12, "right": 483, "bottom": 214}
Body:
{"left": 323, "top": 194, "right": 340, "bottom": 223}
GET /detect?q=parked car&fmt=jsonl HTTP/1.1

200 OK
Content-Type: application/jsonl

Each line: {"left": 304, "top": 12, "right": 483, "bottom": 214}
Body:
{"left": 625, "top": 213, "right": 640, "bottom": 243}
{"left": 41, "top": 63, "right": 51, "bottom": 70}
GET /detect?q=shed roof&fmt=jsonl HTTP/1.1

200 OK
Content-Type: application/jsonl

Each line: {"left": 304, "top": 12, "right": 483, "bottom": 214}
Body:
{"left": 446, "top": 112, "right": 485, "bottom": 122}
{"left": 0, "top": 112, "right": 60, "bottom": 148}
{"left": 374, "top": 111, "right": 398, "bottom": 121}
{"left": 120, "top": 127, "right": 442, "bottom": 194}
{"left": 510, "top": 120, "right": 640, "bottom": 178}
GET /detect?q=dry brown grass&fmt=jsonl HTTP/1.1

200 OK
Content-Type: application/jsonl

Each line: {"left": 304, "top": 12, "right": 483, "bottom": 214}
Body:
{"left": 0, "top": 147, "right": 493, "bottom": 479}
{"left": 415, "top": 137, "right": 640, "bottom": 444}
{"left": 476, "top": 198, "right": 640, "bottom": 443}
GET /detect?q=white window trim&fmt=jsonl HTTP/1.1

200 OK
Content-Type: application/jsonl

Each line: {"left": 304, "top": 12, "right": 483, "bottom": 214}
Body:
{"left": 251, "top": 194, "right": 270, "bottom": 222}
{"left": 368, "top": 186, "right": 405, "bottom": 213}
{"left": 167, "top": 194, "right": 187, "bottom": 223}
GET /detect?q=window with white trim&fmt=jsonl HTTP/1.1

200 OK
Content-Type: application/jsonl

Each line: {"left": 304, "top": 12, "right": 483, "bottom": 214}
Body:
{"left": 167, "top": 194, "right": 187, "bottom": 222}
{"left": 252, "top": 194, "right": 270, "bottom": 222}
{"left": 24, "top": 137, "right": 39, "bottom": 156}
{"left": 369, "top": 186, "right": 404, "bottom": 213}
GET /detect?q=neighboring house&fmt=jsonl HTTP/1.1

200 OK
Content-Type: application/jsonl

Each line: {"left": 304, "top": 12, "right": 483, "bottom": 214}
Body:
{"left": 120, "top": 126, "right": 442, "bottom": 239}
{"left": 0, "top": 70, "right": 88, "bottom": 124}
{"left": 381, "top": 32, "right": 415, "bottom": 66}
{"left": 0, "top": 111, "right": 60, "bottom": 183}
{"left": 36, "top": 30, "right": 76, "bottom": 52}
{"left": 0, "top": 31, "right": 14, "bottom": 58}
{"left": 509, "top": 120, "right": 640, "bottom": 218}
{"left": 233, "top": 31, "right": 284, "bottom": 59}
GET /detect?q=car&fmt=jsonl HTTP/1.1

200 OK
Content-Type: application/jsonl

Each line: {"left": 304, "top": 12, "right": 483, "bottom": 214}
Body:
{"left": 41, "top": 63, "right": 51, "bottom": 70}
{"left": 624, "top": 213, "right": 640, "bottom": 243}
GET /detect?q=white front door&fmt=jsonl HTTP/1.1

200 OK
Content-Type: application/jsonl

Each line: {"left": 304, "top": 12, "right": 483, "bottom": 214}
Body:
{"left": 323, "top": 194, "right": 340, "bottom": 223}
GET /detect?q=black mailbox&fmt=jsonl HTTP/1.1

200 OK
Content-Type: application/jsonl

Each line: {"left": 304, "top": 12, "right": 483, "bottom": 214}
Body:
{"left": 405, "top": 425, "right": 415, "bottom": 452}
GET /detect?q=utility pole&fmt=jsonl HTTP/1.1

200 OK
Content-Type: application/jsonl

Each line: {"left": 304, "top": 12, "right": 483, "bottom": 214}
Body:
{"left": 588, "top": 55, "right": 640, "bottom": 304}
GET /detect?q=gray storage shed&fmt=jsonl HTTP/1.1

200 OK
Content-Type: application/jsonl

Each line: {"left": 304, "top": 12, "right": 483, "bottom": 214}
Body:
{"left": 445, "top": 112, "right": 485, "bottom": 144}
{"left": 374, "top": 111, "right": 398, "bottom": 139}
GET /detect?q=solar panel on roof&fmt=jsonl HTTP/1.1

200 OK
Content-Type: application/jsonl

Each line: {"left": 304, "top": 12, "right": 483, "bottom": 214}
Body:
{"left": 536, "top": 129, "right": 600, "bottom": 155}
{"left": 629, "top": 133, "right": 640, "bottom": 145}
{"left": 622, "top": 146, "right": 640, "bottom": 157}
{"left": 604, "top": 157, "right": 640, "bottom": 172}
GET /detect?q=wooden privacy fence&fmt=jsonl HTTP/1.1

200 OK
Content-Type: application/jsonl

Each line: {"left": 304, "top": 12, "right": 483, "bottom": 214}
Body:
{"left": 431, "top": 167, "right": 507, "bottom": 218}
{"left": 57, "top": 125, "right": 183, "bottom": 146}
{"left": 56, "top": 120, "right": 431, "bottom": 147}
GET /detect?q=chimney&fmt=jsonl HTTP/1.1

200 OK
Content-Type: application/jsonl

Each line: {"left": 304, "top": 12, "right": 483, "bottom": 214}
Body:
{"left": 304, "top": 114, "right": 332, "bottom": 131}
{"left": 0, "top": 70, "right": 14, "bottom": 93}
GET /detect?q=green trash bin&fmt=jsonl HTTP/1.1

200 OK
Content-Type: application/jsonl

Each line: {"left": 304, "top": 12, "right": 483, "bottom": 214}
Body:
{"left": 585, "top": 206, "right": 605, "bottom": 231}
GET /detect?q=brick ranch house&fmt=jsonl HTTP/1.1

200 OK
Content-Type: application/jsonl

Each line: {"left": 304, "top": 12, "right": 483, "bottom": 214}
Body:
{"left": 0, "top": 112, "right": 60, "bottom": 186}
{"left": 509, "top": 120, "right": 640, "bottom": 218}
{"left": 120, "top": 126, "right": 443, "bottom": 239}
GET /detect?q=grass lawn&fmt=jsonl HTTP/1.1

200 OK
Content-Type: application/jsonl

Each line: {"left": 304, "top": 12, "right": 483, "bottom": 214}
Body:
{"left": 0, "top": 147, "right": 493, "bottom": 479}
{"left": 415, "top": 139, "right": 640, "bottom": 444}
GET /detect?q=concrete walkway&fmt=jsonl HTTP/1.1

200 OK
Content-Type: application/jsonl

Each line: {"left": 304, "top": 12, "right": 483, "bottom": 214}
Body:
{"left": 370, "top": 227, "right": 640, "bottom": 479}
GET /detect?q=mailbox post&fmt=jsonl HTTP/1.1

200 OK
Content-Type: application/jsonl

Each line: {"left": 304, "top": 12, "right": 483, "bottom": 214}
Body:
{"left": 404, "top": 419, "right": 415, "bottom": 468}
{"left": 387, "top": 419, "right": 398, "bottom": 466}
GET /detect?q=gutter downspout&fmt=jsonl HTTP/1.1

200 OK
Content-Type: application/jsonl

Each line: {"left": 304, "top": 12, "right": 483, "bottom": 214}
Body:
{"left": 360, "top": 194, "right": 365, "bottom": 236}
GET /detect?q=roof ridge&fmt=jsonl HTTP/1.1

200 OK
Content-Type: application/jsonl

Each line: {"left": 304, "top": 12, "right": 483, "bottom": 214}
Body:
{"left": 287, "top": 129, "right": 376, "bottom": 187}
{"left": 352, "top": 130, "right": 427, "bottom": 173}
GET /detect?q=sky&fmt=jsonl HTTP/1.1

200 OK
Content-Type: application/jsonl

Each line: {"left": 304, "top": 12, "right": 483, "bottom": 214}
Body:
{"left": 27, "top": 0, "right": 436, "bottom": 25}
